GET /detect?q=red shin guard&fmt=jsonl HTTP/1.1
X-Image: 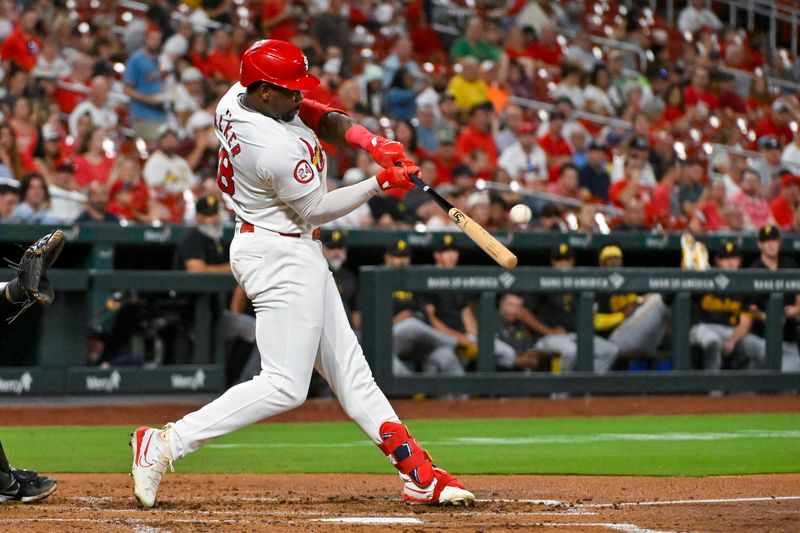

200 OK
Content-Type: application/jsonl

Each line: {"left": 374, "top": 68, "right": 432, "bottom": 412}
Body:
{"left": 378, "top": 421, "right": 434, "bottom": 487}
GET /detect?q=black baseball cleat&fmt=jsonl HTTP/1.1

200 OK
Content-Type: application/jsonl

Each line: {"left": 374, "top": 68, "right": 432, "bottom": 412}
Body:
{"left": 4, "top": 229, "right": 65, "bottom": 322}
{"left": 9, "top": 468, "right": 57, "bottom": 503}
{"left": 0, "top": 471, "right": 19, "bottom": 503}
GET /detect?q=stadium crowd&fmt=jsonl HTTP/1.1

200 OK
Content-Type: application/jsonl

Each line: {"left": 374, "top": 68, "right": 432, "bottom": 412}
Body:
{"left": 0, "top": 0, "right": 798, "bottom": 233}
{"left": 2, "top": 0, "right": 800, "bottom": 376}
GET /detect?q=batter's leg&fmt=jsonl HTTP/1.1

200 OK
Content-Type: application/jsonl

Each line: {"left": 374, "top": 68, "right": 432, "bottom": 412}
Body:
{"left": 314, "top": 271, "right": 398, "bottom": 443}
{"left": 314, "top": 272, "right": 473, "bottom": 506}
{"left": 168, "top": 238, "right": 328, "bottom": 459}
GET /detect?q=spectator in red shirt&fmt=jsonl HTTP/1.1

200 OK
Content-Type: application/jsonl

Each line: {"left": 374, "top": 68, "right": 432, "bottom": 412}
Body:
{"left": 609, "top": 157, "right": 652, "bottom": 208}
{"left": 206, "top": 29, "right": 241, "bottom": 83}
{"left": 662, "top": 83, "right": 687, "bottom": 123}
{"left": 529, "top": 24, "right": 562, "bottom": 67}
{"left": 74, "top": 128, "right": 115, "bottom": 188}
{"left": 455, "top": 102, "right": 498, "bottom": 165}
{"left": 684, "top": 66, "right": 718, "bottom": 116}
{"left": 188, "top": 33, "right": 212, "bottom": 78}
{"left": 754, "top": 99, "right": 795, "bottom": 147}
{"left": 54, "top": 53, "right": 94, "bottom": 114}
{"left": 547, "top": 163, "right": 582, "bottom": 200}
{"left": 615, "top": 197, "right": 651, "bottom": 231}
{"left": 9, "top": 97, "right": 38, "bottom": 166}
{"left": 770, "top": 172, "right": 800, "bottom": 230}
{"left": 107, "top": 156, "right": 154, "bottom": 224}
{"left": 716, "top": 71, "right": 747, "bottom": 116}
{"left": 730, "top": 168, "right": 774, "bottom": 229}
{"left": 689, "top": 179, "right": 728, "bottom": 233}
{"left": 433, "top": 130, "right": 458, "bottom": 185}
{"left": 537, "top": 110, "right": 573, "bottom": 181}
{"left": 261, "top": 0, "right": 303, "bottom": 42}
{"left": 0, "top": 10, "right": 40, "bottom": 71}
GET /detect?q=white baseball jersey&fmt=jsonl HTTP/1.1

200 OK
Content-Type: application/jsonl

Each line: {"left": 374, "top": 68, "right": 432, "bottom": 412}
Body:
{"left": 214, "top": 82, "right": 327, "bottom": 234}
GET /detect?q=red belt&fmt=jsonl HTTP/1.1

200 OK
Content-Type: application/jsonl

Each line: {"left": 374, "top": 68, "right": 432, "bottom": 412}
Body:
{"left": 240, "top": 222, "right": 320, "bottom": 240}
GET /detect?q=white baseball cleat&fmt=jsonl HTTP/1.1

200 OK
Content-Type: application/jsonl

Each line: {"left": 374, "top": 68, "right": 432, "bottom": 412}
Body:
{"left": 130, "top": 426, "right": 173, "bottom": 508}
{"left": 401, "top": 467, "right": 475, "bottom": 506}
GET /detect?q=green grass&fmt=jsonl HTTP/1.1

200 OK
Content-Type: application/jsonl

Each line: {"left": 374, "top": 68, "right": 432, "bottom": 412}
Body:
{"left": 2, "top": 414, "right": 799, "bottom": 476}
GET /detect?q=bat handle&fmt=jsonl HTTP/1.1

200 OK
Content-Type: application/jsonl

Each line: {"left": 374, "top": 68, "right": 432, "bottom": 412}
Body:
{"left": 395, "top": 161, "right": 429, "bottom": 191}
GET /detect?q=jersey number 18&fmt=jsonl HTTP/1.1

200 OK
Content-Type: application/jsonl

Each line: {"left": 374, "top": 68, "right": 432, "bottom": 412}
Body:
{"left": 217, "top": 147, "right": 235, "bottom": 195}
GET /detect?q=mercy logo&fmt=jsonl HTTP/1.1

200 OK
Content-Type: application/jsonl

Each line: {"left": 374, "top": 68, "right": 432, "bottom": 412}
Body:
{"left": 86, "top": 370, "right": 121, "bottom": 393}
{"left": 714, "top": 274, "right": 731, "bottom": 290}
{"left": 608, "top": 272, "right": 626, "bottom": 289}
{"left": 0, "top": 372, "right": 33, "bottom": 395}
{"left": 171, "top": 369, "right": 206, "bottom": 391}
{"left": 497, "top": 272, "right": 516, "bottom": 289}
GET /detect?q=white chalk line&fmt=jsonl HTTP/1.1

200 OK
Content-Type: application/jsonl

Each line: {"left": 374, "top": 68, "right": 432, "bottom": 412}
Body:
{"left": 0, "top": 516, "right": 674, "bottom": 532}
{"left": 7, "top": 494, "right": 795, "bottom": 531}
{"left": 312, "top": 517, "right": 423, "bottom": 524}
{"left": 205, "top": 429, "right": 800, "bottom": 449}
{"left": 575, "top": 495, "right": 800, "bottom": 508}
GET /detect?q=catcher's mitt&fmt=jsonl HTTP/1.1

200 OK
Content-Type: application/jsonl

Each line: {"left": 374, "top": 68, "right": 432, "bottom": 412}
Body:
{"left": 5, "top": 230, "right": 65, "bottom": 322}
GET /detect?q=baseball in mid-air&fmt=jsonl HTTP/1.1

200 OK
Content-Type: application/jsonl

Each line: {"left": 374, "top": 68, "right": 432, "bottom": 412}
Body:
{"left": 509, "top": 204, "right": 532, "bottom": 224}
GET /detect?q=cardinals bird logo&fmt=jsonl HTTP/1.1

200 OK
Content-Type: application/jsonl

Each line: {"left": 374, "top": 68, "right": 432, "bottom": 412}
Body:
{"left": 300, "top": 137, "right": 325, "bottom": 172}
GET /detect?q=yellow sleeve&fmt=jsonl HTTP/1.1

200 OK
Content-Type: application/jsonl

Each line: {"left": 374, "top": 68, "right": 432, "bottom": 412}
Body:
{"left": 594, "top": 312, "right": 626, "bottom": 332}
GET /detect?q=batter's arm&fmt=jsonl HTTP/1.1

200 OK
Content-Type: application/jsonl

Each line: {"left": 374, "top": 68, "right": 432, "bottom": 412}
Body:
{"left": 300, "top": 100, "right": 409, "bottom": 167}
{"left": 315, "top": 110, "right": 355, "bottom": 148}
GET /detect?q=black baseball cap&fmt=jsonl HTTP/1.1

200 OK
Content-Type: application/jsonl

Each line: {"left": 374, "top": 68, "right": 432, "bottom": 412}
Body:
{"left": 587, "top": 140, "right": 606, "bottom": 151}
{"left": 551, "top": 242, "right": 575, "bottom": 261}
{"left": 630, "top": 136, "right": 651, "bottom": 151}
{"left": 386, "top": 239, "right": 411, "bottom": 257}
{"left": 716, "top": 240, "right": 742, "bottom": 259}
{"left": 195, "top": 195, "right": 220, "bottom": 216}
{"left": 322, "top": 229, "right": 347, "bottom": 248}
{"left": 433, "top": 233, "right": 457, "bottom": 252}
{"left": 758, "top": 224, "right": 781, "bottom": 242}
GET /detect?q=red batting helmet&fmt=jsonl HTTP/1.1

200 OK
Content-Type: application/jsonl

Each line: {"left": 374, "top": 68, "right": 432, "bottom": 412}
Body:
{"left": 240, "top": 39, "right": 320, "bottom": 91}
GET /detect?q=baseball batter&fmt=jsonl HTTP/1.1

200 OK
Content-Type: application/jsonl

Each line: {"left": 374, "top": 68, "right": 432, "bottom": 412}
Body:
{"left": 131, "top": 40, "right": 474, "bottom": 508}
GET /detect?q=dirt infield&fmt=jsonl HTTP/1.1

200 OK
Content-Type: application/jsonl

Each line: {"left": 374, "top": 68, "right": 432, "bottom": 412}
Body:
{"left": 2, "top": 395, "right": 799, "bottom": 531}
{"left": 3, "top": 473, "right": 799, "bottom": 532}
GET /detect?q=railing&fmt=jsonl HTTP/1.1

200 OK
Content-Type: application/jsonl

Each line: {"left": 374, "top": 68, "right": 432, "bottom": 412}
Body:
{"left": 0, "top": 270, "right": 234, "bottom": 395}
{"left": 706, "top": 143, "right": 763, "bottom": 180}
{"left": 654, "top": 0, "right": 800, "bottom": 57}
{"left": 2, "top": 267, "right": 800, "bottom": 395}
{"left": 360, "top": 266, "right": 800, "bottom": 396}
{"left": 509, "top": 96, "right": 633, "bottom": 130}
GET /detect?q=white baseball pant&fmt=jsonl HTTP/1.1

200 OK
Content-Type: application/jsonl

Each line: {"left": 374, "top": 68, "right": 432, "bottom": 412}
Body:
{"left": 168, "top": 231, "right": 398, "bottom": 459}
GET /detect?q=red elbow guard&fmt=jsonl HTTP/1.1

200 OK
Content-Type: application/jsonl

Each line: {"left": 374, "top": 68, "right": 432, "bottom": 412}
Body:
{"left": 299, "top": 98, "right": 346, "bottom": 132}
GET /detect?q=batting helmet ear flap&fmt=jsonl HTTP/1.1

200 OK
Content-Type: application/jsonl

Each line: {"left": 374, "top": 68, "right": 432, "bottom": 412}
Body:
{"left": 240, "top": 39, "right": 320, "bottom": 91}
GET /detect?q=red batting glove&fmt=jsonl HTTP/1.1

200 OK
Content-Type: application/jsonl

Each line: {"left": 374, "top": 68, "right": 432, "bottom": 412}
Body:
{"left": 345, "top": 124, "right": 409, "bottom": 168}
{"left": 376, "top": 165, "right": 419, "bottom": 191}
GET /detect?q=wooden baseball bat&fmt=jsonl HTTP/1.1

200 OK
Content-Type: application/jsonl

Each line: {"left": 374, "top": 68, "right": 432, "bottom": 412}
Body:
{"left": 408, "top": 173, "right": 518, "bottom": 269}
